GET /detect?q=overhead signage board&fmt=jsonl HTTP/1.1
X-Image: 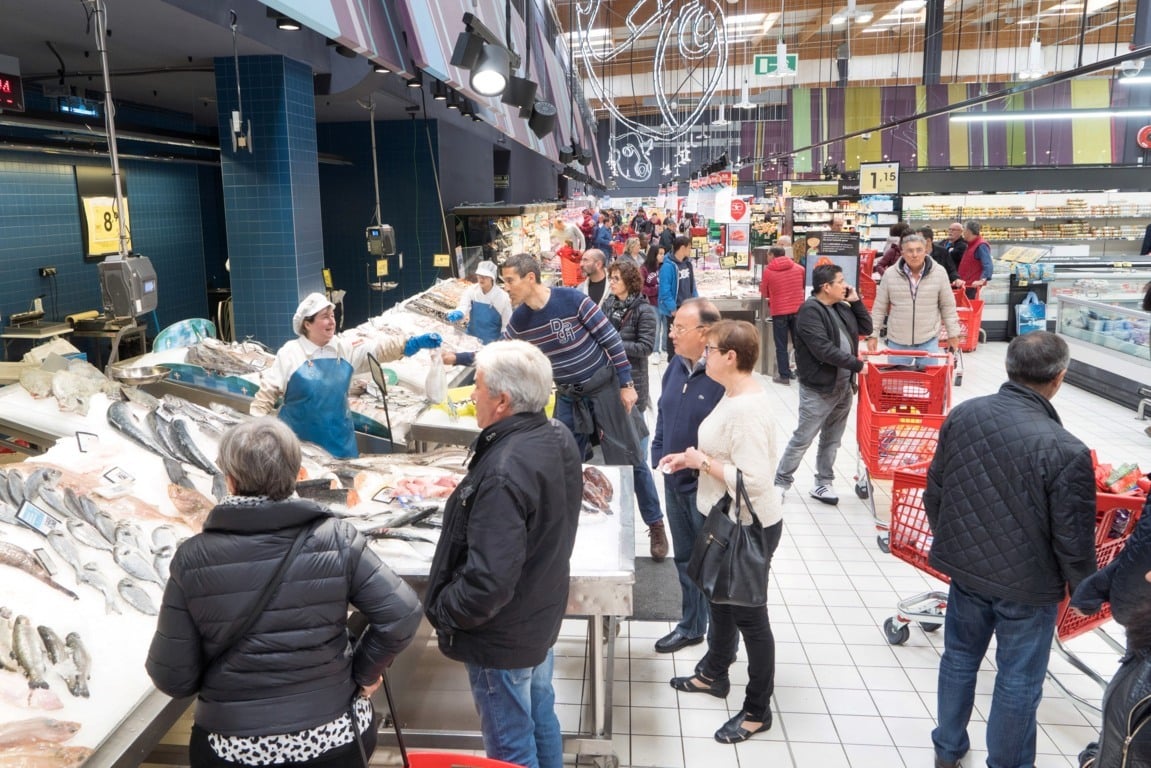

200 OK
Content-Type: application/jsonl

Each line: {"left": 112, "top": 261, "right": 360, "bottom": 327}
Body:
{"left": 859, "top": 161, "right": 900, "bottom": 195}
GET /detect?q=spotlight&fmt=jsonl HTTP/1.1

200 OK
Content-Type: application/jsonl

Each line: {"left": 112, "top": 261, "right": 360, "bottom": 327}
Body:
{"left": 407, "top": 68, "right": 423, "bottom": 88}
{"left": 447, "top": 91, "right": 462, "bottom": 110}
{"left": 471, "top": 43, "right": 510, "bottom": 96}
{"left": 528, "top": 100, "right": 557, "bottom": 138}
{"left": 559, "top": 142, "right": 575, "bottom": 164}
{"left": 577, "top": 147, "right": 593, "bottom": 166}
{"left": 451, "top": 30, "right": 486, "bottom": 70}
{"left": 267, "top": 8, "right": 301, "bottom": 30}
{"left": 432, "top": 80, "right": 449, "bottom": 101}
{"left": 373, "top": 62, "right": 390, "bottom": 74}
{"left": 501, "top": 76, "right": 538, "bottom": 115}
{"left": 329, "top": 41, "right": 357, "bottom": 59}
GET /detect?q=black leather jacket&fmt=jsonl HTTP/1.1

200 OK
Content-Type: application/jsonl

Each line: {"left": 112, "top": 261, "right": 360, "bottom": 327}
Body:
{"left": 425, "top": 411, "right": 582, "bottom": 669}
{"left": 146, "top": 498, "right": 422, "bottom": 736}
{"left": 1079, "top": 648, "right": 1151, "bottom": 768}
{"left": 924, "top": 382, "right": 1097, "bottom": 605}
{"left": 794, "top": 296, "right": 872, "bottom": 393}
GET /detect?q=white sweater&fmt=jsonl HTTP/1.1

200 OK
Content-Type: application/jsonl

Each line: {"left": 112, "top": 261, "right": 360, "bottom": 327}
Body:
{"left": 694, "top": 389, "right": 782, "bottom": 528}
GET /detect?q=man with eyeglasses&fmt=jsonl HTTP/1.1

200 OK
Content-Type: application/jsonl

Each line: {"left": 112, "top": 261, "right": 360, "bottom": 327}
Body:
{"left": 775, "top": 264, "right": 872, "bottom": 506}
{"left": 658, "top": 235, "right": 699, "bottom": 363}
{"left": 650, "top": 298, "right": 725, "bottom": 653}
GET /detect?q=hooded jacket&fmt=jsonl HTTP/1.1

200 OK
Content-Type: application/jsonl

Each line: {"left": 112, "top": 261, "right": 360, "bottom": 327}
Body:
{"left": 425, "top": 412, "right": 582, "bottom": 669}
{"left": 146, "top": 499, "right": 422, "bottom": 737}
{"left": 759, "top": 256, "right": 806, "bottom": 316}
{"left": 924, "top": 382, "right": 1097, "bottom": 605}
{"left": 869, "top": 255, "right": 961, "bottom": 345}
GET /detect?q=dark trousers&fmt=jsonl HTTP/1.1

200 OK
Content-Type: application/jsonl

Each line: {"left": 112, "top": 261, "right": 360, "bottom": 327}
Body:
{"left": 771, "top": 313, "right": 797, "bottom": 378}
{"left": 190, "top": 724, "right": 376, "bottom": 768}
{"left": 698, "top": 520, "right": 783, "bottom": 721}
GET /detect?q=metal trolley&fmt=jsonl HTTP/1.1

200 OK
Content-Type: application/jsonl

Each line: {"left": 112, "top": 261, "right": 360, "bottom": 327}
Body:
{"left": 882, "top": 461, "right": 1145, "bottom": 709}
{"left": 853, "top": 350, "right": 954, "bottom": 552}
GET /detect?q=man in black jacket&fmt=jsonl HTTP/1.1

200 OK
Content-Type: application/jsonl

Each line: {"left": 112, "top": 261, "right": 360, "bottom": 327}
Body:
{"left": 774, "top": 263, "right": 872, "bottom": 505}
{"left": 925, "top": 331, "right": 1097, "bottom": 768}
{"left": 426, "top": 340, "right": 582, "bottom": 768}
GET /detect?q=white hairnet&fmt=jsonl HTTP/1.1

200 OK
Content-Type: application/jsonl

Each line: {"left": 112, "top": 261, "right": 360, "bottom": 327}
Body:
{"left": 475, "top": 261, "right": 498, "bottom": 280}
{"left": 292, "top": 293, "right": 335, "bottom": 336}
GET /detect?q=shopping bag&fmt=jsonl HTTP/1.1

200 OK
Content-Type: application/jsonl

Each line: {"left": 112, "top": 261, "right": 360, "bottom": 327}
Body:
{"left": 686, "top": 471, "right": 768, "bottom": 607}
{"left": 1016, "top": 291, "right": 1046, "bottom": 335}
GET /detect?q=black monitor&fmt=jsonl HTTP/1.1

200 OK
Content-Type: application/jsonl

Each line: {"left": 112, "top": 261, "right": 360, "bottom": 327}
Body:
{"left": 99, "top": 255, "right": 158, "bottom": 318}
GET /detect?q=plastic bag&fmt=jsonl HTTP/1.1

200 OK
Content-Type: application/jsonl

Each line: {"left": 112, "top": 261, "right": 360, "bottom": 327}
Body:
{"left": 425, "top": 349, "right": 447, "bottom": 404}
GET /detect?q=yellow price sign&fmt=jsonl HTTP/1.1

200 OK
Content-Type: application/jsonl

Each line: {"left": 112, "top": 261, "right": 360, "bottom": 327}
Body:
{"left": 82, "top": 196, "right": 131, "bottom": 256}
{"left": 433, "top": 253, "right": 451, "bottom": 268}
{"left": 859, "top": 162, "right": 900, "bottom": 195}
{"left": 375, "top": 259, "right": 388, "bottom": 277}
{"left": 720, "top": 255, "right": 737, "bottom": 268}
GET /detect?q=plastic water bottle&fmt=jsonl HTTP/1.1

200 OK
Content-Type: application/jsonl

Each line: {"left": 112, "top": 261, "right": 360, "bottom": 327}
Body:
{"left": 1109, "top": 508, "right": 1131, "bottom": 539}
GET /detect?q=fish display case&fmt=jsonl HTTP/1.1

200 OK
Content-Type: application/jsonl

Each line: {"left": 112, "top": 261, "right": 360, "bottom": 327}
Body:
{"left": 1057, "top": 295, "right": 1151, "bottom": 410}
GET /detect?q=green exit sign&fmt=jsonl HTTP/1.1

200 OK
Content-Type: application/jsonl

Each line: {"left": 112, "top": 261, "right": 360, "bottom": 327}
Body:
{"left": 754, "top": 53, "right": 798, "bottom": 76}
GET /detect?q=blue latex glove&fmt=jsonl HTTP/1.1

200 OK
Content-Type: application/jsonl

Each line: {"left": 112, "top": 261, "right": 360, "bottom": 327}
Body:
{"left": 445, "top": 310, "right": 464, "bottom": 323}
{"left": 404, "top": 333, "right": 443, "bottom": 357}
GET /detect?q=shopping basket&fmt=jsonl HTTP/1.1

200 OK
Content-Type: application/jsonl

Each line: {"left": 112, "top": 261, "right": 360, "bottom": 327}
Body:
{"left": 858, "top": 249, "right": 878, "bottom": 313}
{"left": 853, "top": 350, "right": 953, "bottom": 552}
{"left": 882, "top": 463, "right": 1145, "bottom": 709}
{"left": 938, "top": 287, "right": 984, "bottom": 353}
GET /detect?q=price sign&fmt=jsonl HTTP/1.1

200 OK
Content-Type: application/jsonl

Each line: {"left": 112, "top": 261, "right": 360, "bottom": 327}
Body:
{"left": 433, "top": 253, "right": 451, "bottom": 268}
{"left": 375, "top": 260, "right": 388, "bottom": 277}
{"left": 859, "top": 162, "right": 899, "bottom": 195}
{"left": 81, "top": 196, "right": 132, "bottom": 256}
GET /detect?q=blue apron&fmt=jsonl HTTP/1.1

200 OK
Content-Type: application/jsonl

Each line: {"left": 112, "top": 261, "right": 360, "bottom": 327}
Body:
{"left": 279, "top": 356, "right": 358, "bottom": 458}
{"left": 467, "top": 300, "right": 503, "bottom": 344}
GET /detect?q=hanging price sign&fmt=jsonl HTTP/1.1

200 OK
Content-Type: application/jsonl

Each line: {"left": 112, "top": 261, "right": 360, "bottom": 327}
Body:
{"left": 82, "top": 196, "right": 132, "bottom": 256}
{"left": 859, "top": 162, "right": 900, "bottom": 195}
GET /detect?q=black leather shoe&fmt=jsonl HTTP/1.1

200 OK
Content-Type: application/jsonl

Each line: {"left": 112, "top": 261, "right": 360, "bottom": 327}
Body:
{"left": 669, "top": 673, "right": 730, "bottom": 698}
{"left": 714, "top": 710, "right": 772, "bottom": 743}
{"left": 654, "top": 629, "right": 704, "bottom": 654}
{"left": 934, "top": 759, "right": 962, "bottom": 768}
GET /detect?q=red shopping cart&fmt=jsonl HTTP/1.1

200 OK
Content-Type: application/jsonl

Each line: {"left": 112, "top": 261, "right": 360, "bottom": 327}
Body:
{"left": 938, "top": 287, "right": 985, "bottom": 353}
{"left": 882, "top": 461, "right": 1145, "bottom": 706}
{"left": 853, "top": 350, "right": 953, "bottom": 552}
{"left": 858, "top": 249, "right": 878, "bottom": 313}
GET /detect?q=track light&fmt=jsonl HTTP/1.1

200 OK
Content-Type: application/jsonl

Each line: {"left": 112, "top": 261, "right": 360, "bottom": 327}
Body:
{"left": 502, "top": 76, "right": 538, "bottom": 116}
{"left": 471, "top": 43, "right": 510, "bottom": 96}
{"left": 450, "top": 13, "right": 521, "bottom": 98}
{"left": 447, "top": 91, "right": 462, "bottom": 110}
{"left": 577, "top": 147, "right": 593, "bottom": 166}
{"left": 328, "top": 41, "right": 357, "bottom": 59}
{"left": 267, "top": 8, "right": 301, "bottom": 30}
{"left": 559, "top": 142, "right": 575, "bottom": 164}
{"left": 432, "top": 81, "right": 449, "bottom": 101}
{"left": 373, "top": 62, "right": 390, "bottom": 74}
{"left": 407, "top": 68, "right": 423, "bottom": 88}
{"left": 528, "top": 100, "right": 557, "bottom": 138}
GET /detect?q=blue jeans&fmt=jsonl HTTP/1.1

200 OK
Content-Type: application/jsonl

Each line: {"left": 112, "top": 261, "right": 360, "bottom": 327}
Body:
{"left": 771, "top": 314, "right": 797, "bottom": 378}
{"left": 653, "top": 312, "right": 668, "bottom": 354}
{"left": 885, "top": 338, "right": 944, "bottom": 367}
{"left": 465, "top": 649, "right": 563, "bottom": 768}
{"left": 663, "top": 479, "right": 709, "bottom": 638}
{"left": 774, "top": 380, "right": 854, "bottom": 488}
{"left": 932, "top": 580, "right": 1058, "bottom": 768}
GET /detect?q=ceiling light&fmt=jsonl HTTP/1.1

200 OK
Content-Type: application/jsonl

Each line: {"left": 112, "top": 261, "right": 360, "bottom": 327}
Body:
{"left": 501, "top": 76, "right": 538, "bottom": 116}
{"left": 770, "top": 39, "right": 795, "bottom": 78}
{"left": 1017, "top": 38, "right": 1047, "bottom": 80}
{"left": 831, "top": 14, "right": 846, "bottom": 25}
{"left": 432, "top": 81, "right": 449, "bottom": 101}
{"left": 407, "top": 69, "right": 423, "bottom": 88}
{"left": 949, "top": 108, "right": 1151, "bottom": 122}
{"left": 577, "top": 147, "right": 593, "bottom": 166}
{"left": 373, "top": 63, "right": 390, "bottom": 74}
{"left": 559, "top": 142, "right": 576, "bottom": 164}
{"left": 712, "top": 104, "right": 729, "bottom": 126}
{"left": 735, "top": 79, "right": 755, "bottom": 109}
{"left": 856, "top": 11, "right": 874, "bottom": 22}
{"left": 471, "top": 43, "right": 510, "bottom": 96}
{"left": 528, "top": 100, "right": 557, "bottom": 138}
{"left": 451, "top": 13, "right": 521, "bottom": 99}
{"left": 446, "top": 92, "right": 462, "bottom": 110}
{"left": 267, "top": 8, "right": 301, "bottom": 30}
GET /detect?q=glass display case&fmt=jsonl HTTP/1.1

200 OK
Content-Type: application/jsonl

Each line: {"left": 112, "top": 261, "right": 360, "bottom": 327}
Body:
{"left": 1058, "top": 296, "right": 1151, "bottom": 362}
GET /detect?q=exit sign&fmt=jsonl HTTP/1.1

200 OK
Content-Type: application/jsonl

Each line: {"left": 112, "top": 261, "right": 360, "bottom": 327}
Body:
{"left": 753, "top": 53, "right": 798, "bottom": 76}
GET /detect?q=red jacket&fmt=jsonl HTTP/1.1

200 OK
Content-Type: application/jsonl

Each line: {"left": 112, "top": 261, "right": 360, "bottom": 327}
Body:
{"left": 760, "top": 257, "right": 806, "bottom": 316}
{"left": 959, "top": 235, "right": 990, "bottom": 284}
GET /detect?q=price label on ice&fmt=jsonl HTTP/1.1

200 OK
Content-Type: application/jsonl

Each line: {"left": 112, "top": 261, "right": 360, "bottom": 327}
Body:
{"left": 860, "top": 162, "right": 900, "bottom": 195}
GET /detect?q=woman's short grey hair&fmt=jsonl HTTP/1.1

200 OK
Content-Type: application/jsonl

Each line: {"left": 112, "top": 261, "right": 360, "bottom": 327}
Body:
{"left": 475, "top": 340, "right": 553, "bottom": 415}
{"left": 217, "top": 417, "right": 301, "bottom": 501}
{"left": 1005, "top": 331, "right": 1069, "bottom": 386}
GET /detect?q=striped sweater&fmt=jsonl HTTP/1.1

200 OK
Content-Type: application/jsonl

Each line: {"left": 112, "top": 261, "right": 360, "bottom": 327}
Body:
{"left": 456, "top": 288, "right": 632, "bottom": 386}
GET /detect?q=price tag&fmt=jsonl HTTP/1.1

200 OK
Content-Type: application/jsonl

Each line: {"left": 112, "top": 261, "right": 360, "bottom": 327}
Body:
{"left": 859, "top": 162, "right": 900, "bottom": 195}
{"left": 433, "top": 253, "right": 451, "bottom": 268}
{"left": 81, "top": 196, "right": 132, "bottom": 256}
{"left": 375, "top": 259, "right": 389, "bottom": 277}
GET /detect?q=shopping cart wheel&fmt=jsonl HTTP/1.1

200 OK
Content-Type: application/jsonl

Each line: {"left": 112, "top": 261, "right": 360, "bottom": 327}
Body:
{"left": 876, "top": 533, "right": 890, "bottom": 554}
{"left": 919, "top": 622, "right": 942, "bottom": 633}
{"left": 883, "top": 617, "right": 911, "bottom": 645}
{"left": 854, "top": 476, "right": 869, "bottom": 500}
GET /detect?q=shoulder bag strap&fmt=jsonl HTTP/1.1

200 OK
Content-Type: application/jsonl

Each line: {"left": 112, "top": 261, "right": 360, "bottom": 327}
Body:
{"left": 733, "top": 469, "right": 761, "bottom": 528}
{"left": 201, "top": 520, "right": 318, "bottom": 673}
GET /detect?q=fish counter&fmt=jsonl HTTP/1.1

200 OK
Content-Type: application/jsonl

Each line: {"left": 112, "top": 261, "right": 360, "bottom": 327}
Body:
{"left": 0, "top": 382, "right": 634, "bottom": 766}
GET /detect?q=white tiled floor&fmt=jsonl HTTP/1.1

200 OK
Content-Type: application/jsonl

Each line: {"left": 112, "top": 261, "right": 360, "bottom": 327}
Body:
{"left": 383, "top": 341, "right": 1149, "bottom": 768}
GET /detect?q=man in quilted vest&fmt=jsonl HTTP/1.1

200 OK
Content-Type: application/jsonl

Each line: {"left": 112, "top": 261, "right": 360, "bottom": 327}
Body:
{"left": 924, "top": 332, "right": 1096, "bottom": 768}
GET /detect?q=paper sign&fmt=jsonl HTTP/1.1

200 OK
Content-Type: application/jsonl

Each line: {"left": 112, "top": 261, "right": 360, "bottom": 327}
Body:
{"left": 433, "top": 253, "right": 451, "bottom": 268}
{"left": 82, "top": 196, "right": 132, "bottom": 256}
{"left": 375, "top": 259, "right": 389, "bottom": 277}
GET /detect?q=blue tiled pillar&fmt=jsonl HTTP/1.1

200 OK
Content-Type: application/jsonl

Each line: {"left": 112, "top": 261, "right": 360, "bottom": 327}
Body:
{"left": 214, "top": 55, "right": 323, "bottom": 349}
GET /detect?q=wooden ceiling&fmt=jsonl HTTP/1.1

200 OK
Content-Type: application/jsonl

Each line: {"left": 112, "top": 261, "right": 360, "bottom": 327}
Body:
{"left": 551, "top": 0, "right": 1139, "bottom": 114}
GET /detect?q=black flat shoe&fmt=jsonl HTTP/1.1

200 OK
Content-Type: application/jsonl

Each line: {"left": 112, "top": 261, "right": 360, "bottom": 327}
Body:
{"left": 714, "top": 710, "right": 773, "bottom": 743}
{"left": 669, "top": 674, "right": 730, "bottom": 698}
{"left": 654, "top": 629, "right": 704, "bottom": 654}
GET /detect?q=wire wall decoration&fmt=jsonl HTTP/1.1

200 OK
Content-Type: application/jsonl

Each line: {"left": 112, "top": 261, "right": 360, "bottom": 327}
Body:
{"left": 609, "top": 129, "right": 655, "bottom": 182}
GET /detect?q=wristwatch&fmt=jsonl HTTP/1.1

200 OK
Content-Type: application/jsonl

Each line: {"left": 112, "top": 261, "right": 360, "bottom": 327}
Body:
{"left": 622, "top": 381, "right": 635, "bottom": 389}
{"left": 699, "top": 457, "right": 712, "bottom": 475}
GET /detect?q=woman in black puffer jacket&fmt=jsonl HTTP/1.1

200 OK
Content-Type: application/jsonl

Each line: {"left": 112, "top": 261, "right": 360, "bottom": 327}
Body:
{"left": 147, "top": 417, "right": 422, "bottom": 768}
{"left": 602, "top": 259, "right": 657, "bottom": 412}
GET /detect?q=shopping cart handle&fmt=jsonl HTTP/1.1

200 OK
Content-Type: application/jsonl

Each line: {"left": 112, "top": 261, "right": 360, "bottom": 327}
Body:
{"left": 860, "top": 349, "right": 953, "bottom": 358}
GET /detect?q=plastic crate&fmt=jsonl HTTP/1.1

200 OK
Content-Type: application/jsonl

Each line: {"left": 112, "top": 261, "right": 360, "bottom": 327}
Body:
{"left": 939, "top": 289, "right": 984, "bottom": 353}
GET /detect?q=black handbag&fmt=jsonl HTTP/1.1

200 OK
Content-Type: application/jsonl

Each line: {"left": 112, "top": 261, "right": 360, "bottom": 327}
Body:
{"left": 686, "top": 470, "right": 769, "bottom": 607}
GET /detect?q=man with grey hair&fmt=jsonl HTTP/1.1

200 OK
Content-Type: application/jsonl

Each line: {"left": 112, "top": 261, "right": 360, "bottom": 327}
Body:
{"left": 959, "top": 220, "right": 993, "bottom": 299}
{"left": 426, "top": 340, "right": 582, "bottom": 768}
{"left": 924, "top": 331, "right": 1096, "bottom": 768}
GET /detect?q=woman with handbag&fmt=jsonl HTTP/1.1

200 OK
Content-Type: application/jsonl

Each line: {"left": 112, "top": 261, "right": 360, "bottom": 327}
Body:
{"left": 656, "top": 320, "right": 783, "bottom": 744}
{"left": 146, "top": 417, "right": 423, "bottom": 768}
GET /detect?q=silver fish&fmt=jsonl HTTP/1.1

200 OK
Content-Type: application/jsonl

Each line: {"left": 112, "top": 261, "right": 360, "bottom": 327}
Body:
{"left": 76, "top": 495, "right": 101, "bottom": 529}
{"left": 6, "top": 469, "right": 24, "bottom": 507}
{"left": 207, "top": 401, "right": 247, "bottom": 423}
{"left": 211, "top": 473, "right": 227, "bottom": 501}
{"left": 0, "top": 607, "right": 17, "bottom": 672}
{"left": 36, "top": 626, "right": 66, "bottom": 666}
{"left": 12, "top": 616, "right": 48, "bottom": 689}
{"left": 147, "top": 409, "right": 183, "bottom": 461}
{"left": 0, "top": 469, "right": 13, "bottom": 507}
{"left": 117, "top": 578, "right": 158, "bottom": 616}
{"left": 0, "top": 500, "right": 17, "bottom": 526}
{"left": 62, "top": 487, "right": 85, "bottom": 520}
{"left": 163, "top": 458, "right": 196, "bottom": 490}
{"left": 171, "top": 417, "right": 223, "bottom": 478}
{"left": 64, "top": 633, "right": 90, "bottom": 698}
{"left": 114, "top": 521, "right": 146, "bottom": 553}
{"left": 38, "top": 488, "right": 72, "bottom": 520}
{"left": 153, "top": 546, "right": 174, "bottom": 583}
{"left": 46, "top": 530, "right": 84, "bottom": 580}
{"left": 92, "top": 510, "right": 117, "bottom": 546}
{"left": 24, "top": 468, "right": 61, "bottom": 506}
{"left": 106, "top": 400, "right": 173, "bottom": 459}
{"left": 150, "top": 525, "right": 178, "bottom": 552}
{"left": 66, "top": 519, "right": 112, "bottom": 552}
{"left": 114, "top": 545, "right": 162, "bottom": 586}
{"left": 122, "top": 385, "right": 161, "bottom": 410}
{"left": 0, "top": 542, "right": 78, "bottom": 600}
{"left": 77, "top": 563, "right": 120, "bottom": 614}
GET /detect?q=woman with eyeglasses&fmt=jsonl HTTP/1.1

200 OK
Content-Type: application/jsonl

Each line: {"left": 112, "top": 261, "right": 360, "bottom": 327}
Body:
{"left": 656, "top": 320, "right": 782, "bottom": 745}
